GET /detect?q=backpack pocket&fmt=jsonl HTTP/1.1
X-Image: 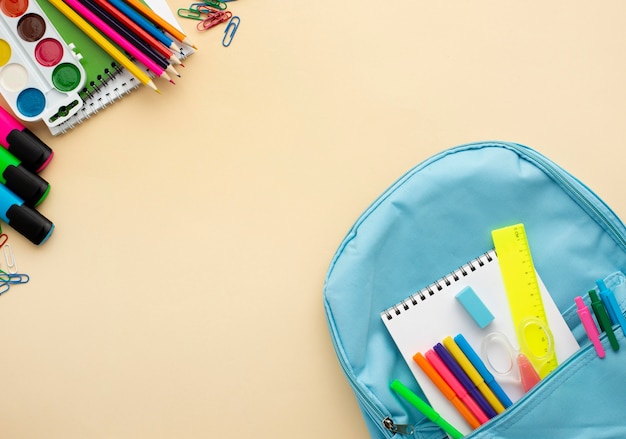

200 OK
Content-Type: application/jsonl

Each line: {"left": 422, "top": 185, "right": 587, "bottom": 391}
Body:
{"left": 464, "top": 330, "right": 626, "bottom": 439}
{"left": 463, "top": 272, "right": 626, "bottom": 439}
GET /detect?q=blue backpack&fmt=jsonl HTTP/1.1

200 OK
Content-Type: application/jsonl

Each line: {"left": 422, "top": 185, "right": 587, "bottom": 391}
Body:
{"left": 323, "top": 141, "right": 626, "bottom": 438}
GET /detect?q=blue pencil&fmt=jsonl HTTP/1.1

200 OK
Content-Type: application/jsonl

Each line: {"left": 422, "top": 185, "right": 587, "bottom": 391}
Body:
{"left": 107, "top": 0, "right": 180, "bottom": 51}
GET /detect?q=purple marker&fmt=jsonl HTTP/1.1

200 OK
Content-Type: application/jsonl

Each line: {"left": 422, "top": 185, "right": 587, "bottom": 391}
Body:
{"left": 433, "top": 343, "right": 497, "bottom": 419}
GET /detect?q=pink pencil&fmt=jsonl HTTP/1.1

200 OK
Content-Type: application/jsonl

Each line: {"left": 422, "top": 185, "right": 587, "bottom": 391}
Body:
{"left": 61, "top": 0, "right": 173, "bottom": 83}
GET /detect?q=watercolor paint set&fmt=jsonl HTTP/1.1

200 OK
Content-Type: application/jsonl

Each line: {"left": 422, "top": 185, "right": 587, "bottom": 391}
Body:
{"left": 0, "top": 0, "right": 86, "bottom": 128}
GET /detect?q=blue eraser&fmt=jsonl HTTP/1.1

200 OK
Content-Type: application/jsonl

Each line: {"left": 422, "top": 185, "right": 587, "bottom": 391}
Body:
{"left": 455, "top": 286, "right": 494, "bottom": 328}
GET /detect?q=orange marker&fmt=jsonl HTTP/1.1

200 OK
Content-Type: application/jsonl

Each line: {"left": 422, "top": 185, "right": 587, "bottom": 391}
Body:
{"left": 413, "top": 352, "right": 481, "bottom": 429}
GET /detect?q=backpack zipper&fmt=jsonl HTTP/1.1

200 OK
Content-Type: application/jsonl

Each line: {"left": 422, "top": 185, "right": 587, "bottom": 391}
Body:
{"left": 325, "top": 312, "right": 414, "bottom": 436}
{"left": 505, "top": 143, "right": 626, "bottom": 251}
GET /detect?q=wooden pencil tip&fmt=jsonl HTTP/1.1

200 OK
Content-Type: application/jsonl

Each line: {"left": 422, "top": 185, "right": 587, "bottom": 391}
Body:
{"left": 147, "top": 80, "right": 159, "bottom": 93}
{"left": 166, "top": 65, "right": 180, "bottom": 77}
{"left": 169, "top": 80, "right": 176, "bottom": 85}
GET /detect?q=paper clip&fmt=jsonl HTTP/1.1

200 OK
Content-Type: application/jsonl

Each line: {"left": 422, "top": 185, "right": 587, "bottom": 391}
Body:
{"left": 7, "top": 273, "right": 29, "bottom": 284}
{"left": 222, "top": 16, "right": 240, "bottom": 47}
{"left": 203, "top": 0, "right": 227, "bottom": 10}
{"left": 0, "top": 282, "right": 9, "bottom": 296}
{"left": 197, "top": 10, "right": 232, "bottom": 31}
{"left": 3, "top": 244, "right": 17, "bottom": 274}
{"left": 177, "top": 7, "right": 203, "bottom": 20}
{"left": 0, "top": 233, "right": 7, "bottom": 249}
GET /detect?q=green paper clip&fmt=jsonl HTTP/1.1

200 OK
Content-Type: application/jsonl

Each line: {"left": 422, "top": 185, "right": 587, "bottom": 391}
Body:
{"left": 203, "top": 0, "right": 227, "bottom": 10}
{"left": 177, "top": 8, "right": 203, "bottom": 20}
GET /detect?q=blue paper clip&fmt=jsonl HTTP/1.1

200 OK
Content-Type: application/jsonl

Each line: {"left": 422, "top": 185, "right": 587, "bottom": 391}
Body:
{"left": 222, "top": 16, "right": 240, "bottom": 47}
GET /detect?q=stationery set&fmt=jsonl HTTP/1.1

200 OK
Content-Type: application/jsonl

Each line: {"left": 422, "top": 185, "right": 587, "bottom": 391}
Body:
{"left": 324, "top": 142, "right": 626, "bottom": 438}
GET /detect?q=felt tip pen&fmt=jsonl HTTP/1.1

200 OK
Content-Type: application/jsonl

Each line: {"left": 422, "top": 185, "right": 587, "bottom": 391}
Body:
{"left": 0, "top": 106, "right": 53, "bottom": 173}
{"left": 442, "top": 336, "right": 505, "bottom": 414}
{"left": 390, "top": 379, "right": 464, "bottom": 439}
{"left": 425, "top": 349, "right": 489, "bottom": 425}
{"left": 589, "top": 289, "right": 619, "bottom": 351}
{"left": 597, "top": 279, "right": 626, "bottom": 337}
{"left": 0, "top": 147, "right": 50, "bottom": 207}
{"left": 575, "top": 296, "right": 605, "bottom": 358}
{"left": 433, "top": 343, "right": 497, "bottom": 419}
{"left": 453, "top": 334, "right": 512, "bottom": 408}
{"left": 0, "top": 183, "right": 53, "bottom": 245}
{"left": 413, "top": 352, "right": 480, "bottom": 429}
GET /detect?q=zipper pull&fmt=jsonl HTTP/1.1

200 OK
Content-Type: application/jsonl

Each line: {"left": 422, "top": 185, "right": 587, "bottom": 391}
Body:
{"left": 382, "top": 417, "right": 414, "bottom": 435}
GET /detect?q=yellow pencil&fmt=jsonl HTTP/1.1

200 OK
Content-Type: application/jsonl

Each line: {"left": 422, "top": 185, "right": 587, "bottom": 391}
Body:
{"left": 122, "top": 0, "right": 197, "bottom": 49}
{"left": 48, "top": 0, "right": 159, "bottom": 93}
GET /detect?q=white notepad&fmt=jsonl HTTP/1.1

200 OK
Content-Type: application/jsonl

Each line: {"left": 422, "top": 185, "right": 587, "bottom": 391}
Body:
{"left": 380, "top": 250, "right": 580, "bottom": 436}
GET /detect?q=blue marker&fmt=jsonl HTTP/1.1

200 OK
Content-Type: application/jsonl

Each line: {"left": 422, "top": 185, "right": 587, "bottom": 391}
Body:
{"left": 597, "top": 279, "right": 626, "bottom": 336}
{"left": 107, "top": 0, "right": 179, "bottom": 50}
{"left": 454, "top": 333, "right": 512, "bottom": 408}
{"left": 0, "top": 183, "right": 53, "bottom": 245}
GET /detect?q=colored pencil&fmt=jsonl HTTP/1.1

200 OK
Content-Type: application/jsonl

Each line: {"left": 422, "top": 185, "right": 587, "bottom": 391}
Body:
{"left": 78, "top": 0, "right": 180, "bottom": 77}
{"left": 122, "top": 0, "right": 197, "bottom": 48}
{"left": 91, "top": 0, "right": 182, "bottom": 66}
{"left": 48, "top": 0, "right": 158, "bottom": 93}
{"left": 63, "top": 0, "right": 173, "bottom": 83}
{"left": 108, "top": 0, "right": 180, "bottom": 51}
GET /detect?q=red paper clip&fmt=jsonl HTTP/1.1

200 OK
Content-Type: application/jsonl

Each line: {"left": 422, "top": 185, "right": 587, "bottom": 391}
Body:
{"left": 197, "top": 10, "right": 232, "bottom": 31}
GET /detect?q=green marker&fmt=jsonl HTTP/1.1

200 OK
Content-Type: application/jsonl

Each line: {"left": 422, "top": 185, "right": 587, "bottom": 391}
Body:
{"left": 0, "top": 147, "right": 50, "bottom": 207}
{"left": 589, "top": 289, "right": 619, "bottom": 352}
{"left": 390, "top": 379, "right": 464, "bottom": 439}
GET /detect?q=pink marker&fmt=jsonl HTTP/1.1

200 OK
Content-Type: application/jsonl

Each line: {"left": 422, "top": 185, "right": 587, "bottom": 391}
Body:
{"left": 61, "top": 0, "right": 173, "bottom": 83}
{"left": 425, "top": 349, "right": 489, "bottom": 425}
{"left": 0, "top": 106, "right": 53, "bottom": 173}
{"left": 575, "top": 296, "right": 605, "bottom": 358}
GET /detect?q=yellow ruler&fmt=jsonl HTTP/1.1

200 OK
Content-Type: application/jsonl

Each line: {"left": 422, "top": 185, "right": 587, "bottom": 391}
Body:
{"left": 492, "top": 223, "right": 558, "bottom": 378}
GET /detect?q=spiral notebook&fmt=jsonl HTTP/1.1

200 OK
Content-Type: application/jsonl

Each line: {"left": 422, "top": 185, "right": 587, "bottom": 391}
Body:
{"left": 380, "top": 250, "right": 580, "bottom": 435}
{"left": 36, "top": 0, "right": 193, "bottom": 136}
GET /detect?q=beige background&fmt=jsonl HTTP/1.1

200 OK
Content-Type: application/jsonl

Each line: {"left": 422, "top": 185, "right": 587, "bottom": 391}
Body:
{"left": 1, "top": 1, "right": 625, "bottom": 437}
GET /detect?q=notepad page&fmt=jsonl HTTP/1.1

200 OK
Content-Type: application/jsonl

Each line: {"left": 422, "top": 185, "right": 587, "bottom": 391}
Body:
{"left": 381, "top": 250, "right": 579, "bottom": 436}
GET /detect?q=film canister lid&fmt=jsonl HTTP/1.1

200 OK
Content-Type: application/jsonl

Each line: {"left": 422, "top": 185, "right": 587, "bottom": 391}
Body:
{"left": 6, "top": 204, "right": 54, "bottom": 245}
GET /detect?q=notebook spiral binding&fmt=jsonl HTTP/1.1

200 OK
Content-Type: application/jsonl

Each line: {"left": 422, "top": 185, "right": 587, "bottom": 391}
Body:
{"left": 383, "top": 250, "right": 496, "bottom": 321}
{"left": 50, "top": 61, "right": 141, "bottom": 135}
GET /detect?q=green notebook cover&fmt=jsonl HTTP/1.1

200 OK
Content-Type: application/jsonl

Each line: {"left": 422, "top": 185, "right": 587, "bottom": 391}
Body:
{"left": 36, "top": 0, "right": 119, "bottom": 100}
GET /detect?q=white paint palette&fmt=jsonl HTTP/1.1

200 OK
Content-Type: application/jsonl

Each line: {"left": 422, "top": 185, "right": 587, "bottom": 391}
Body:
{"left": 0, "top": 0, "right": 86, "bottom": 128}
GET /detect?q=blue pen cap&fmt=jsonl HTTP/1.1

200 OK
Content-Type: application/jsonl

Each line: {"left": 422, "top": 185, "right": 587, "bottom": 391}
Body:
{"left": 597, "top": 279, "right": 618, "bottom": 323}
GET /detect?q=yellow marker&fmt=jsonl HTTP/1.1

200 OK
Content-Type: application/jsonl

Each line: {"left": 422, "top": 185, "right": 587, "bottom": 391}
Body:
{"left": 48, "top": 0, "right": 159, "bottom": 93}
{"left": 443, "top": 336, "right": 505, "bottom": 414}
{"left": 492, "top": 223, "right": 558, "bottom": 378}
